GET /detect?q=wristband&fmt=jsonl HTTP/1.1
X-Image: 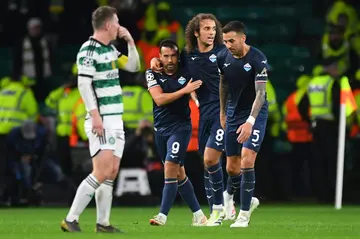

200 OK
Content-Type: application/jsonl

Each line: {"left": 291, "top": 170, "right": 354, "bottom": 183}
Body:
{"left": 246, "top": 116, "right": 255, "bottom": 125}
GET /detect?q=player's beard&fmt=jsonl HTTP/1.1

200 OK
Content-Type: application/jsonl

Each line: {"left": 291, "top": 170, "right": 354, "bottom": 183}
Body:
{"left": 164, "top": 63, "right": 177, "bottom": 74}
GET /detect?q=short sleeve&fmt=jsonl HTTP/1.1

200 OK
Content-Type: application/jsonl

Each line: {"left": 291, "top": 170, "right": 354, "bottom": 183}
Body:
{"left": 253, "top": 52, "right": 269, "bottom": 83}
{"left": 145, "top": 70, "right": 159, "bottom": 90}
{"left": 76, "top": 50, "right": 97, "bottom": 77}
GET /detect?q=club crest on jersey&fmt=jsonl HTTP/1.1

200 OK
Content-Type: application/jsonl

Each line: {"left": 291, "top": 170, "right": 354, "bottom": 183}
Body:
{"left": 178, "top": 76, "right": 186, "bottom": 85}
{"left": 209, "top": 54, "right": 217, "bottom": 62}
{"left": 244, "top": 63, "right": 252, "bottom": 72}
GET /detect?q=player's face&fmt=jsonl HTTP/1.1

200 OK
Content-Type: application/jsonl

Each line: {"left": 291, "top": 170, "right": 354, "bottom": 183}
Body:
{"left": 195, "top": 19, "right": 216, "bottom": 47}
{"left": 106, "top": 14, "right": 120, "bottom": 40}
{"left": 223, "top": 31, "right": 246, "bottom": 57}
{"left": 160, "top": 47, "right": 178, "bottom": 73}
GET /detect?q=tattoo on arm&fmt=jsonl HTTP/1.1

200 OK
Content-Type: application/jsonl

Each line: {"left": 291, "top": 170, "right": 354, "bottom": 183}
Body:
{"left": 250, "top": 82, "right": 266, "bottom": 118}
{"left": 219, "top": 75, "right": 228, "bottom": 115}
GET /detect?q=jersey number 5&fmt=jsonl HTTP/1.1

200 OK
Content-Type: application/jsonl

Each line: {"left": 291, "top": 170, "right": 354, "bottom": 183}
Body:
{"left": 252, "top": 130, "right": 260, "bottom": 143}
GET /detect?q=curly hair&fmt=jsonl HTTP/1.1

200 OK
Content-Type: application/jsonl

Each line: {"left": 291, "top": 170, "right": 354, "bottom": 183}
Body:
{"left": 185, "top": 13, "right": 223, "bottom": 53}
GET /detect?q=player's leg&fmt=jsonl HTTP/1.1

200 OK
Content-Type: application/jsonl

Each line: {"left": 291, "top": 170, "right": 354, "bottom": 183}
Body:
{"left": 198, "top": 120, "right": 213, "bottom": 212}
{"left": 230, "top": 115, "right": 267, "bottom": 228}
{"left": 223, "top": 166, "right": 238, "bottom": 220}
{"left": 205, "top": 121, "right": 226, "bottom": 226}
{"left": 61, "top": 148, "right": 113, "bottom": 232}
{"left": 150, "top": 134, "right": 179, "bottom": 226}
{"left": 95, "top": 129, "right": 124, "bottom": 233}
{"left": 174, "top": 130, "right": 207, "bottom": 226}
{"left": 224, "top": 127, "right": 243, "bottom": 225}
{"left": 177, "top": 166, "right": 207, "bottom": 226}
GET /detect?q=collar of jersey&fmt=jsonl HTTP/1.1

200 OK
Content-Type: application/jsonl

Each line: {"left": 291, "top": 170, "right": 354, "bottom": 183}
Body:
{"left": 89, "top": 36, "right": 110, "bottom": 47}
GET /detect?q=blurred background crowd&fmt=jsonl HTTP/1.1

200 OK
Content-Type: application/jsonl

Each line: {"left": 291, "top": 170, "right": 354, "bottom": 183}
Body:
{"left": 0, "top": 0, "right": 360, "bottom": 207}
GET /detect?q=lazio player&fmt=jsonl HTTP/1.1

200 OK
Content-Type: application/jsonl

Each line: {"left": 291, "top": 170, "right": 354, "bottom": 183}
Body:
{"left": 147, "top": 39, "right": 207, "bottom": 226}
{"left": 218, "top": 21, "right": 267, "bottom": 227}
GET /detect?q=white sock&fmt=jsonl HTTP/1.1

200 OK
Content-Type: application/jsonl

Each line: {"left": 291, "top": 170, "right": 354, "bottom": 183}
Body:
{"left": 95, "top": 180, "right": 114, "bottom": 226}
{"left": 212, "top": 204, "right": 223, "bottom": 211}
{"left": 239, "top": 210, "right": 250, "bottom": 218}
{"left": 66, "top": 174, "right": 100, "bottom": 222}
{"left": 193, "top": 209, "right": 204, "bottom": 217}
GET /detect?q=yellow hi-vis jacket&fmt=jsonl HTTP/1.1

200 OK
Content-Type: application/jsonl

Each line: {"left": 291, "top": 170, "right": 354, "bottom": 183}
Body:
{"left": 307, "top": 75, "right": 356, "bottom": 121}
{"left": 45, "top": 86, "right": 81, "bottom": 137}
{"left": 0, "top": 82, "right": 38, "bottom": 134}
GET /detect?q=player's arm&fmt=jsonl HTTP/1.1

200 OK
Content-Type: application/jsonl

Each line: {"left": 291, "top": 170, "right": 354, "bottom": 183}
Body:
{"left": 190, "top": 92, "right": 199, "bottom": 107}
{"left": 250, "top": 82, "right": 267, "bottom": 119}
{"left": 146, "top": 71, "right": 202, "bottom": 106}
{"left": 219, "top": 74, "right": 228, "bottom": 129}
{"left": 117, "top": 26, "right": 140, "bottom": 72}
{"left": 219, "top": 74, "right": 228, "bottom": 116}
{"left": 149, "top": 86, "right": 188, "bottom": 106}
{"left": 117, "top": 46, "right": 141, "bottom": 72}
{"left": 77, "top": 54, "right": 99, "bottom": 117}
{"left": 248, "top": 62, "right": 268, "bottom": 123}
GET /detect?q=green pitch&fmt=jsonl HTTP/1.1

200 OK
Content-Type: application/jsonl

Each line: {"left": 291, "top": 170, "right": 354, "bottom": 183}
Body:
{"left": 0, "top": 205, "right": 359, "bottom": 239}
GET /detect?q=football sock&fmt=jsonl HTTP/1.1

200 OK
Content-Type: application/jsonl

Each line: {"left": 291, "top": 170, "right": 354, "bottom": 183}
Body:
{"left": 178, "top": 176, "right": 201, "bottom": 213}
{"left": 228, "top": 173, "right": 241, "bottom": 196}
{"left": 95, "top": 180, "right": 114, "bottom": 226}
{"left": 66, "top": 174, "right": 99, "bottom": 222}
{"left": 204, "top": 170, "right": 213, "bottom": 212}
{"left": 240, "top": 168, "right": 255, "bottom": 211}
{"left": 159, "top": 178, "right": 178, "bottom": 216}
{"left": 208, "top": 162, "right": 224, "bottom": 205}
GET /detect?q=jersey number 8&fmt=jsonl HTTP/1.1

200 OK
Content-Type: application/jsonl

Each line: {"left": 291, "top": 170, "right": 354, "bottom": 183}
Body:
{"left": 216, "top": 129, "right": 224, "bottom": 142}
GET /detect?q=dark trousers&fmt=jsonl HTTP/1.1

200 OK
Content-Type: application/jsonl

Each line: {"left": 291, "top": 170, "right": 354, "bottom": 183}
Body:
{"left": 312, "top": 120, "right": 338, "bottom": 203}
{"left": 256, "top": 134, "right": 292, "bottom": 201}
{"left": 291, "top": 142, "right": 313, "bottom": 197}
{"left": 0, "top": 135, "right": 7, "bottom": 200}
{"left": 57, "top": 136, "right": 72, "bottom": 177}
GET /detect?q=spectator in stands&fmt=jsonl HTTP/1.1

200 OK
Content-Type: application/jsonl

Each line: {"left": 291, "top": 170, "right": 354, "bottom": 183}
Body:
{"left": 3, "top": 120, "right": 47, "bottom": 206}
{"left": 0, "top": 71, "right": 38, "bottom": 199}
{"left": 13, "top": 18, "right": 52, "bottom": 102}
{"left": 45, "top": 69, "right": 81, "bottom": 179}
{"left": 122, "top": 77, "right": 153, "bottom": 132}
{"left": 283, "top": 75, "right": 313, "bottom": 197}
{"left": 313, "top": 24, "right": 351, "bottom": 77}
{"left": 301, "top": 62, "right": 356, "bottom": 202}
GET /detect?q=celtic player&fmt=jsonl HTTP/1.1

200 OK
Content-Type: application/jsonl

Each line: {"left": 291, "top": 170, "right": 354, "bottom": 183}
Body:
{"left": 60, "top": 6, "right": 140, "bottom": 233}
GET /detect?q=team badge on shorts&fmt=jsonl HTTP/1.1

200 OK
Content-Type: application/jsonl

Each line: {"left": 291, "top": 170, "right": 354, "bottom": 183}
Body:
{"left": 109, "top": 137, "right": 115, "bottom": 145}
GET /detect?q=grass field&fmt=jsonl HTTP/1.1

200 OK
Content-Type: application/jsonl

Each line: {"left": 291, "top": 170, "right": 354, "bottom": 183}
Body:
{"left": 0, "top": 205, "right": 359, "bottom": 239}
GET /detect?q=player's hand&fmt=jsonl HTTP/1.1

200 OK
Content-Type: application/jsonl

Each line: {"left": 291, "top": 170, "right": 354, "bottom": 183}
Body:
{"left": 91, "top": 111, "right": 104, "bottom": 137}
{"left": 182, "top": 79, "right": 202, "bottom": 94}
{"left": 118, "top": 26, "right": 134, "bottom": 45}
{"left": 220, "top": 113, "right": 226, "bottom": 129}
{"left": 236, "top": 122, "right": 253, "bottom": 143}
{"left": 150, "top": 57, "right": 163, "bottom": 72}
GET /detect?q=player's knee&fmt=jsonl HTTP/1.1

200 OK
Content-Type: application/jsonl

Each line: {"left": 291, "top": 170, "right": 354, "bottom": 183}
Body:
{"left": 177, "top": 167, "right": 186, "bottom": 181}
{"left": 241, "top": 149, "right": 257, "bottom": 168}
{"left": 226, "top": 156, "right": 241, "bottom": 176}
{"left": 226, "top": 163, "right": 240, "bottom": 176}
{"left": 164, "top": 160, "right": 180, "bottom": 178}
{"left": 203, "top": 148, "right": 221, "bottom": 167}
{"left": 109, "top": 168, "right": 119, "bottom": 180}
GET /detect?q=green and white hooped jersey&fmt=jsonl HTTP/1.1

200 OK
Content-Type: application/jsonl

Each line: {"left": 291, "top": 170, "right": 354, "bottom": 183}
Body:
{"left": 77, "top": 37, "right": 123, "bottom": 117}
